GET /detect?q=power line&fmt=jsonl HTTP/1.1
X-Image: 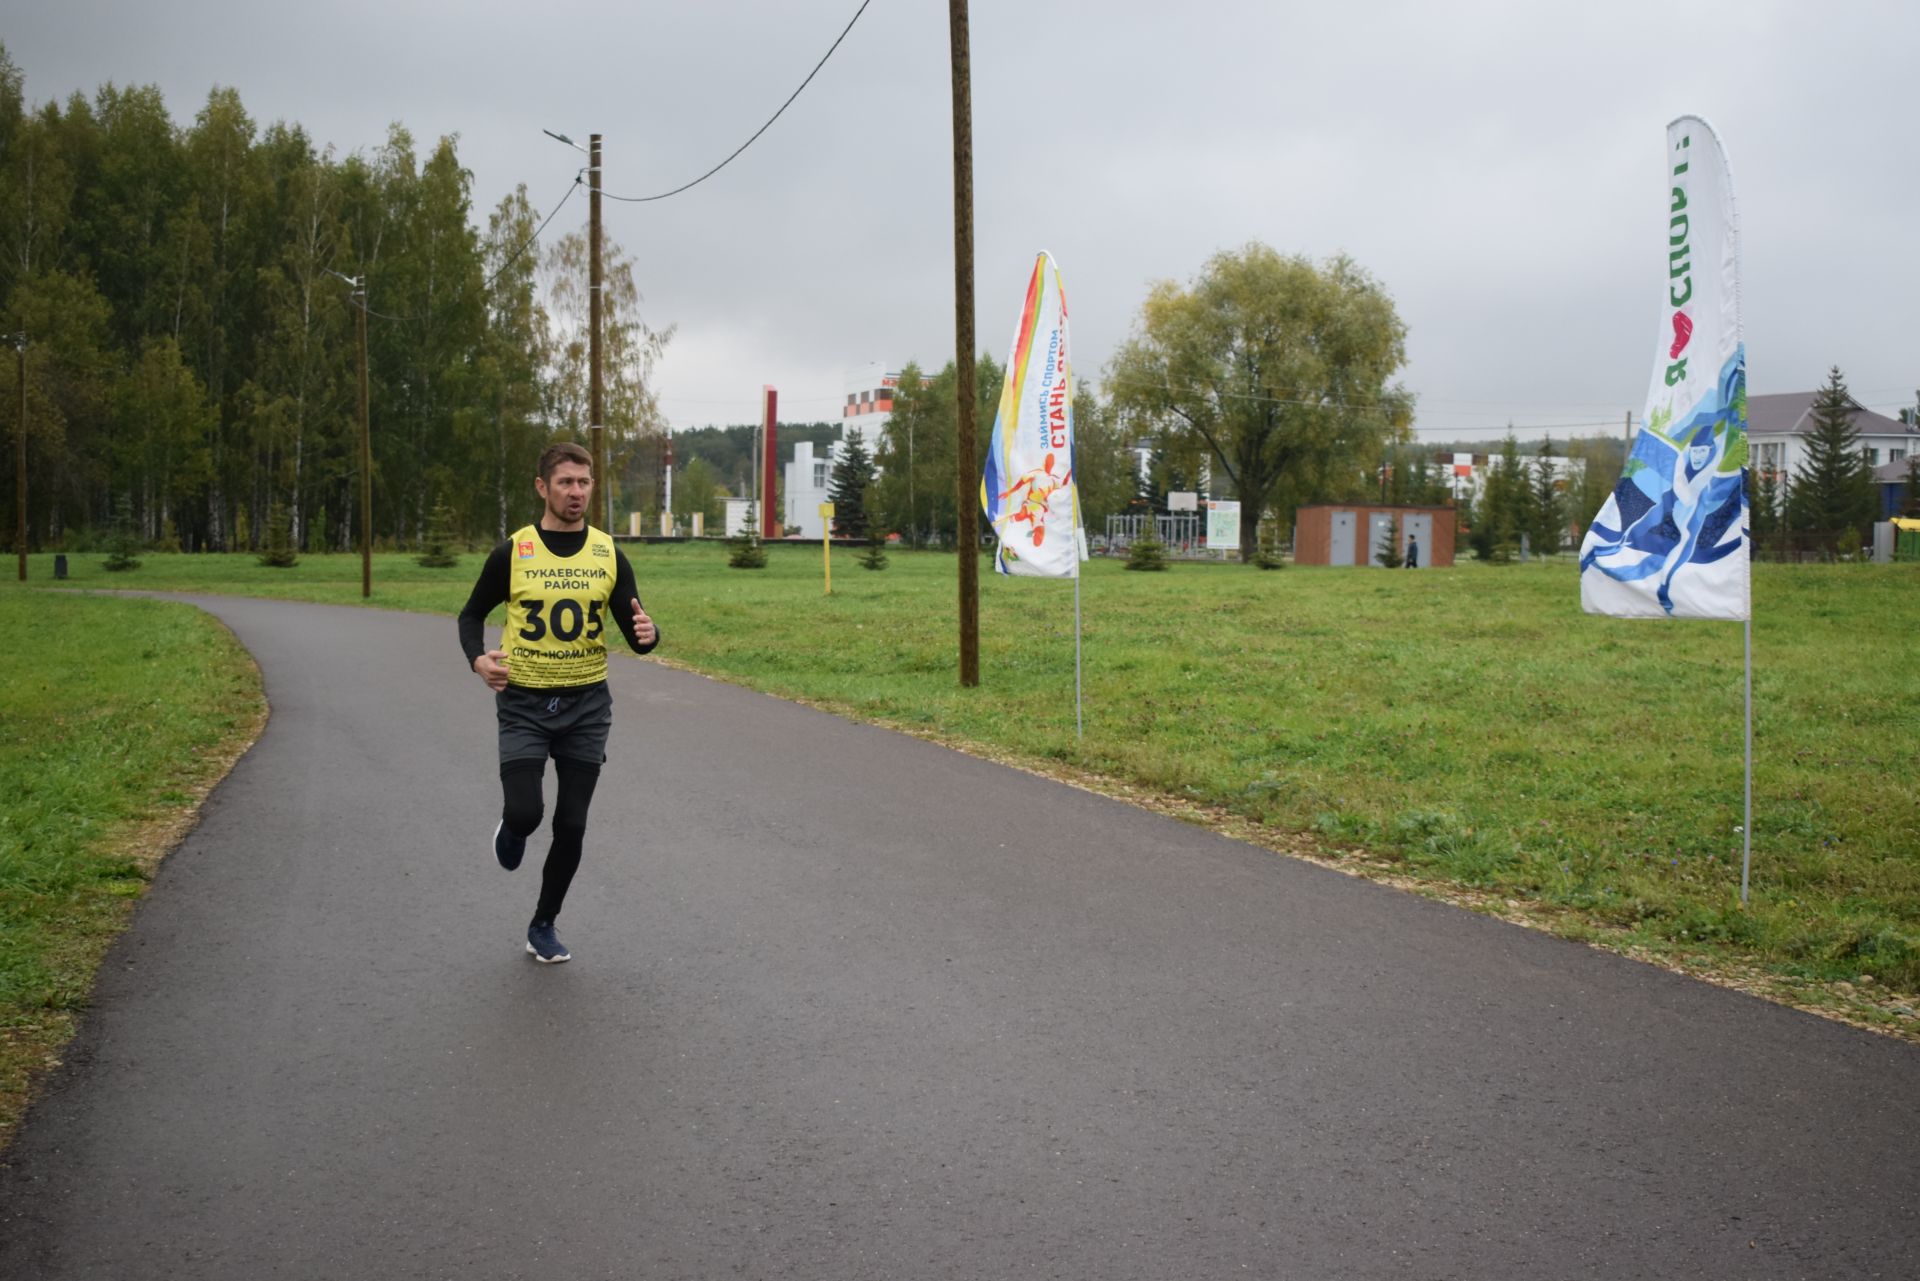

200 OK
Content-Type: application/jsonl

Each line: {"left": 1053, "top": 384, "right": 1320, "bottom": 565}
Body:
{"left": 661, "top": 393, "right": 849, "bottom": 408}
{"left": 1101, "top": 376, "right": 1649, "bottom": 435}
{"left": 327, "top": 177, "right": 581, "bottom": 329}
{"left": 1420, "top": 426, "right": 1628, "bottom": 441}
{"left": 1395, "top": 398, "right": 1627, "bottom": 411}
{"left": 351, "top": 297, "right": 412, "bottom": 324}
{"left": 1101, "top": 375, "right": 1415, "bottom": 415}
{"left": 602, "top": 0, "right": 873, "bottom": 204}
{"left": 657, "top": 382, "right": 1631, "bottom": 427}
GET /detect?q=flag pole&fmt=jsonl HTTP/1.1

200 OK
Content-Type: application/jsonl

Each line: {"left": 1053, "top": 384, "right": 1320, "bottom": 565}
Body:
{"left": 1741, "top": 614, "right": 1753, "bottom": 905}
{"left": 1723, "top": 114, "right": 1751, "bottom": 908}
{"left": 1074, "top": 549, "right": 1084, "bottom": 742}
{"left": 1072, "top": 474, "right": 1085, "bottom": 743}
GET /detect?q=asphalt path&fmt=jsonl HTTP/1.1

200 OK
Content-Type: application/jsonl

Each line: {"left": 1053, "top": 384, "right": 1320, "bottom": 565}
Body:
{"left": 1, "top": 594, "right": 1915, "bottom": 1280}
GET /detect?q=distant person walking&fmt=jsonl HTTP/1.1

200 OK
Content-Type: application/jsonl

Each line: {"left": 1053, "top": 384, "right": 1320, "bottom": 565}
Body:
{"left": 1405, "top": 533, "right": 1419, "bottom": 568}
{"left": 458, "top": 441, "right": 660, "bottom": 963}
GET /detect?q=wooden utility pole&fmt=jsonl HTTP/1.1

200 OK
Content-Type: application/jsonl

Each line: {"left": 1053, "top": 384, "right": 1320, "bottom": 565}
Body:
{"left": 589, "top": 133, "right": 607, "bottom": 531}
{"left": 949, "top": 0, "right": 980, "bottom": 688}
{"left": 762, "top": 387, "right": 779, "bottom": 539}
{"left": 13, "top": 334, "right": 25, "bottom": 581}
{"left": 355, "top": 279, "right": 371, "bottom": 598}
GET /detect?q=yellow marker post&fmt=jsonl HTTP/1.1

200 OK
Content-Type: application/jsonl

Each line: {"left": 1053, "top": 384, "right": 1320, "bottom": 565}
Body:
{"left": 818, "top": 503, "right": 835, "bottom": 594}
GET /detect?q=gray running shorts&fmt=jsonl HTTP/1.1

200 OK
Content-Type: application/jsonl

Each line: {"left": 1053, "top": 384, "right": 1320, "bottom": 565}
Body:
{"left": 496, "top": 683, "right": 613, "bottom": 766}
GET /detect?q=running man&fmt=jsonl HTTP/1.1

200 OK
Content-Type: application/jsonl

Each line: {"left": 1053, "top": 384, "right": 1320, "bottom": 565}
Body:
{"left": 457, "top": 441, "right": 660, "bottom": 963}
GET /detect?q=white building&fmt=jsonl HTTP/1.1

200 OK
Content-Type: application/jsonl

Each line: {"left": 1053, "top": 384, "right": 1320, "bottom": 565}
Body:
{"left": 1748, "top": 390, "right": 1918, "bottom": 482}
{"left": 722, "top": 498, "right": 757, "bottom": 537}
{"left": 784, "top": 364, "right": 902, "bottom": 538}
{"left": 1434, "top": 451, "right": 1585, "bottom": 506}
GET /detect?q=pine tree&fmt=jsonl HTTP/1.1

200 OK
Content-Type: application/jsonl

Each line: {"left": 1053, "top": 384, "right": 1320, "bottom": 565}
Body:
{"left": 1531, "top": 440, "right": 1565, "bottom": 555}
{"left": 827, "top": 434, "right": 875, "bottom": 541}
{"left": 258, "top": 500, "right": 298, "bottom": 568}
{"left": 858, "top": 519, "right": 889, "bottom": 571}
{"left": 1473, "top": 434, "right": 1525, "bottom": 562}
{"left": 102, "top": 497, "right": 142, "bottom": 572}
{"left": 1748, "top": 465, "right": 1784, "bottom": 552}
{"left": 1902, "top": 456, "right": 1920, "bottom": 518}
{"left": 416, "top": 500, "right": 459, "bottom": 568}
{"left": 727, "top": 501, "right": 767, "bottom": 569}
{"left": 1786, "top": 366, "right": 1876, "bottom": 557}
{"left": 1124, "top": 524, "right": 1169, "bottom": 571}
{"left": 1374, "top": 514, "right": 1403, "bottom": 568}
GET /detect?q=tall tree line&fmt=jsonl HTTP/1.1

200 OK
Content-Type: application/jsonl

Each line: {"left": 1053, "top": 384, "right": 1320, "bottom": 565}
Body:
{"left": 0, "top": 47, "right": 669, "bottom": 554}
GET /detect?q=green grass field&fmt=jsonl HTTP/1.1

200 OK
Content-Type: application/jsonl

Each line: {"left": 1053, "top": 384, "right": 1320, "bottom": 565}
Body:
{"left": 8, "top": 543, "right": 1919, "bottom": 1030}
{"left": 0, "top": 591, "right": 263, "bottom": 1142}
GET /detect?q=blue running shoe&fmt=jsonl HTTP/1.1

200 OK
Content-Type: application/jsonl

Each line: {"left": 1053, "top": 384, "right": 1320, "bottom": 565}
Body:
{"left": 527, "top": 919, "right": 571, "bottom": 964}
{"left": 494, "top": 820, "right": 526, "bottom": 871}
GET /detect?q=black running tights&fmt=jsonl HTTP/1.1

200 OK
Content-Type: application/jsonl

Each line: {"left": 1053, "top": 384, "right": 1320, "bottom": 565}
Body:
{"left": 499, "top": 757, "right": 602, "bottom": 922}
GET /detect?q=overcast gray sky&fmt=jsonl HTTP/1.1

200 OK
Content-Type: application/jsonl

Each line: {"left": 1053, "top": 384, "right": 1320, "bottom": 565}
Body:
{"left": 7, "top": 0, "right": 1917, "bottom": 439}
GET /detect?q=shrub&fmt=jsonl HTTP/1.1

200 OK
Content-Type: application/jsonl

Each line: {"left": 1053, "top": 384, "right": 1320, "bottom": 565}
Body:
{"left": 1374, "top": 515, "right": 1403, "bottom": 568}
{"left": 1124, "top": 529, "right": 1168, "bottom": 571}
{"left": 258, "top": 502, "right": 298, "bottom": 568}
{"left": 416, "top": 501, "right": 459, "bottom": 568}
{"left": 1252, "top": 517, "right": 1284, "bottom": 569}
{"left": 101, "top": 497, "right": 142, "bottom": 573}
{"left": 728, "top": 504, "right": 768, "bottom": 569}
{"left": 858, "top": 525, "right": 888, "bottom": 571}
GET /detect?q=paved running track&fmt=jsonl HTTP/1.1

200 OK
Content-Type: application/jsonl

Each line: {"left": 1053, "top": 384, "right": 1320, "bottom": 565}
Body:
{"left": 1, "top": 594, "right": 1915, "bottom": 1280}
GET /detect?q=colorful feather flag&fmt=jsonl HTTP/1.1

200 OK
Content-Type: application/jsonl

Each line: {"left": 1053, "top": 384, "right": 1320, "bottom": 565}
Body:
{"left": 982, "top": 252, "right": 1082, "bottom": 578}
{"left": 1580, "top": 117, "right": 1748, "bottom": 620}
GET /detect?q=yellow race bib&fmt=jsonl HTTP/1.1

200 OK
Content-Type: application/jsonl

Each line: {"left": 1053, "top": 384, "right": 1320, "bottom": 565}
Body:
{"left": 505, "top": 525, "right": 617, "bottom": 688}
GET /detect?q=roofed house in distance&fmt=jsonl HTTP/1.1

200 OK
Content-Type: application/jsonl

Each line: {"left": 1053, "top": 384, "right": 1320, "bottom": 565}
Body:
{"left": 1747, "top": 391, "right": 1918, "bottom": 487}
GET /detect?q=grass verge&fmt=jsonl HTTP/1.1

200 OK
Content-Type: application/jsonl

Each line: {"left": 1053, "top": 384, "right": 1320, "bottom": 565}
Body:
{"left": 12, "top": 544, "right": 1918, "bottom": 1037}
{"left": 0, "top": 592, "right": 264, "bottom": 1148}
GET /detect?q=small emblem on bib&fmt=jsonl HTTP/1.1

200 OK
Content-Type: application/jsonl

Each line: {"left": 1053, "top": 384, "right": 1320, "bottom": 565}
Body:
{"left": 518, "top": 540, "right": 536, "bottom": 559}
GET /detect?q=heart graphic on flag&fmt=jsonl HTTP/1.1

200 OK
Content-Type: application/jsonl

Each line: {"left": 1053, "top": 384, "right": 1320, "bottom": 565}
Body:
{"left": 1669, "top": 311, "right": 1693, "bottom": 359}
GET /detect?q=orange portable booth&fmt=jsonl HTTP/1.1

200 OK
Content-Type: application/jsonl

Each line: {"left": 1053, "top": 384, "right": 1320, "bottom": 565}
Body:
{"left": 1293, "top": 504, "right": 1456, "bottom": 567}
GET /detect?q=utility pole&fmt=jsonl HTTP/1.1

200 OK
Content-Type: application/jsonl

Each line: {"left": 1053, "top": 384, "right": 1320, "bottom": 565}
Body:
{"left": 589, "top": 133, "right": 607, "bottom": 531}
{"left": 949, "top": 0, "right": 980, "bottom": 688}
{"left": 761, "top": 386, "right": 779, "bottom": 539}
{"left": 1625, "top": 409, "right": 1633, "bottom": 446}
{"left": 662, "top": 429, "right": 674, "bottom": 535}
{"left": 355, "top": 278, "right": 372, "bottom": 599}
{"left": 12, "top": 333, "right": 25, "bottom": 581}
